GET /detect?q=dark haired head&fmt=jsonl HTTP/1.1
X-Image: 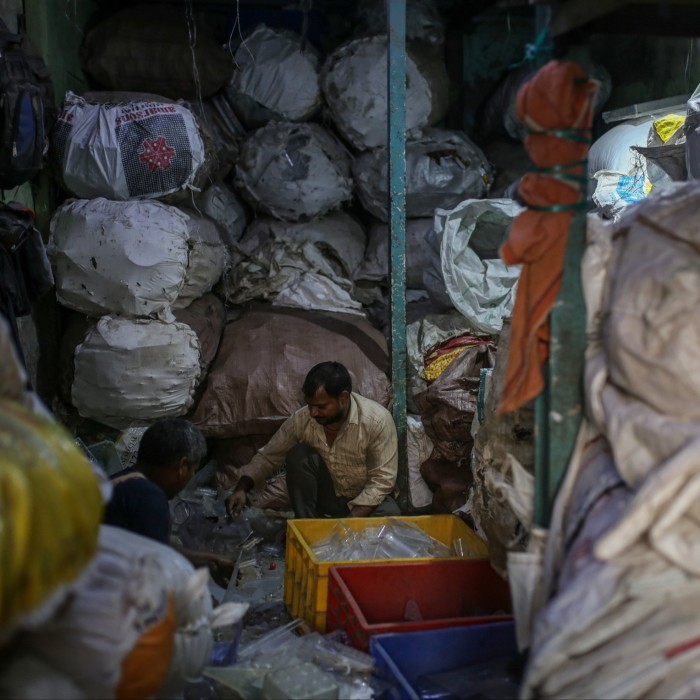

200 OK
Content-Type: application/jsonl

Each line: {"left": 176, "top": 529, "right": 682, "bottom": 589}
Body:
{"left": 137, "top": 418, "right": 207, "bottom": 471}
{"left": 302, "top": 361, "right": 352, "bottom": 399}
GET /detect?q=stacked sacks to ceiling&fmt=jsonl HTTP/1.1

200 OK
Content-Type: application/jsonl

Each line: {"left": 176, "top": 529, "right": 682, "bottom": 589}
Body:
{"left": 49, "top": 84, "right": 228, "bottom": 430}
{"left": 48, "top": 198, "right": 227, "bottom": 430}
{"left": 179, "top": 21, "right": 403, "bottom": 508}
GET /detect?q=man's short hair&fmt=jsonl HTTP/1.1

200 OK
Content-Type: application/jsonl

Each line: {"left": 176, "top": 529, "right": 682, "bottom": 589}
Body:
{"left": 137, "top": 419, "right": 207, "bottom": 470}
{"left": 302, "top": 361, "right": 352, "bottom": 398}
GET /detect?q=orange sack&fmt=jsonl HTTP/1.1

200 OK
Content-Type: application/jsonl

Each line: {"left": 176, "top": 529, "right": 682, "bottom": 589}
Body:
{"left": 498, "top": 59, "right": 598, "bottom": 415}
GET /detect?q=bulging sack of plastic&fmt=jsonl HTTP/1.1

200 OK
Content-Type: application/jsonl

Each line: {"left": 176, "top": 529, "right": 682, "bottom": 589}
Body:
{"left": 22, "top": 525, "right": 214, "bottom": 700}
{"left": 426, "top": 198, "right": 524, "bottom": 335}
{"left": 355, "top": 219, "right": 434, "bottom": 289}
{"left": 225, "top": 24, "right": 321, "bottom": 128}
{"left": 224, "top": 212, "right": 366, "bottom": 306}
{"left": 51, "top": 91, "right": 205, "bottom": 200}
{"left": 48, "top": 198, "right": 189, "bottom": 320}
{"left": 234, "top": 122, "right": 353, "bottom": 221}
{"left": 321, "top": 36, "right": 449, "bottom": 150}
{"left": 71, "top": 316, "right": 202, "bottom": 430}
{"left": 193, "top": 181, "right": 248, "bottom": 247}
{"left": 0, "top": 400, "right": 104, "bottom": 646}
{"left": 588, "top": 118, "right": 653, "bottom": 177}
{"left": 172, "top": 209, "right": 227, "bottom": 310}
{"left": 353, "top": 129, "right": 493, "bottom": 221}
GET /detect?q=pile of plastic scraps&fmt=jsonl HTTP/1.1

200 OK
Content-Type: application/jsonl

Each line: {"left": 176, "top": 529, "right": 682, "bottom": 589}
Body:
{"left": 310, "top": 518, "right": 456, "bottom": 562}
{"left": 202, "top": 620, "right": 386, "bottom": 699}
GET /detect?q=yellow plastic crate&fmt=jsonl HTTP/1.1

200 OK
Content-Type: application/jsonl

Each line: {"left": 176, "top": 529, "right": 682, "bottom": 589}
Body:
{"left": 283, "top": 515, "right": 489, "bottom": 632}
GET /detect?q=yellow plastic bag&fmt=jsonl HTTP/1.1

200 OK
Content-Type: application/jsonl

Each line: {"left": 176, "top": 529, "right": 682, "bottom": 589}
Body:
{"left": 0, "top": 399, "right": 103, "bottom": 637}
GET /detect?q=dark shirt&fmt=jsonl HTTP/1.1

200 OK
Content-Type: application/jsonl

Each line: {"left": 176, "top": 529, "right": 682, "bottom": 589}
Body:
{"left": 103, "top": 467, "right": 171, "bottom": 544}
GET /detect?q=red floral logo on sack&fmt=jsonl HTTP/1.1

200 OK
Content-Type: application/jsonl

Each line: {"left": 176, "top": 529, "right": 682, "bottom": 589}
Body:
{"left": 138, "top": 136, "right": 175, "bottom": 172}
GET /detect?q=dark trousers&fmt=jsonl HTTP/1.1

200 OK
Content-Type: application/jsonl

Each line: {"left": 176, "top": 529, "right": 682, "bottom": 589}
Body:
{"left": 285, "top": 443, "right": 400, "bottom": 519}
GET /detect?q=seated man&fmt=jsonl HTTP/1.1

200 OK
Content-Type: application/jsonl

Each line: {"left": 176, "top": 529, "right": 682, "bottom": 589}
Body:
{"left": 104, "top": 418, "right": 233, "bottom": 587}
{"left": 225, "top": 361, "right": 400, "bottom": 520}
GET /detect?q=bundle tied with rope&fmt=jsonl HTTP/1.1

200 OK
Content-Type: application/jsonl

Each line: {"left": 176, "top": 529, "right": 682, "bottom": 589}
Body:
{"left": 498, "top": 60, "right": 599, "bottom": 415}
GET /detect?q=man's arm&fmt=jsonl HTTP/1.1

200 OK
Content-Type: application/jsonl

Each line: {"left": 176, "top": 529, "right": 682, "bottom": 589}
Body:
{"left": 172, "top": 544, "right": 234, "bottom": 589}
{"left": 225, "top": 413, "right": 300, "bottom": 518}
{"left": 225, "top": 475, "right": 254, "bottom": 519}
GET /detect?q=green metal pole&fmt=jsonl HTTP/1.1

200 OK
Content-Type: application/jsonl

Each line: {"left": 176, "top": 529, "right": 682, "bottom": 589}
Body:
{"left": 534, "top": 211, "right": 587, "bottom": 527}
{"left": 387, "top": 0, "right": 409, "bottom": 512}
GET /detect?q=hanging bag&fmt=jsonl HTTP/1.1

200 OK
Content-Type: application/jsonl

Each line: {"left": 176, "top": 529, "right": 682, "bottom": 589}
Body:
{"left": 0, "top": 19, "right": 54, "bottom": 189}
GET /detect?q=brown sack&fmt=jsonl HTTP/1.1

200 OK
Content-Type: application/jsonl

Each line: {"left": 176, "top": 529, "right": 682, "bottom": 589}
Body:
{"left": 414, "top": 342, "right": 496, "bottom": 463}
{"left": 173, "top": 293, "right": 226, "bottom": 371}
{"left": 80, "top": 5, "right": 234, "bottom": 101}
{"left": 190, "top": 305, "right": 392, "bottom": 438}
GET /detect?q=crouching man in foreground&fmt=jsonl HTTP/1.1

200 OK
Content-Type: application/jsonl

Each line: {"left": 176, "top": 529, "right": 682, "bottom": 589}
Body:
{"left": 104, "top": 418, "right": 234, "bottom": 587}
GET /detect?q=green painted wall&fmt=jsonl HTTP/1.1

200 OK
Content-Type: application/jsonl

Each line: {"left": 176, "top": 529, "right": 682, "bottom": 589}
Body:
{"left": 24, "top": 0, "right": 99, "bottom": 102}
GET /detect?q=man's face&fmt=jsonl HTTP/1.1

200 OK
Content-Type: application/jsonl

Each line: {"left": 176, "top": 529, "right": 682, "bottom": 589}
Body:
{"left": 305, "top": 387, "right": 349, "bottom": 426}
{"left": 164, "top": 459, "right": 198, "bottom": 499}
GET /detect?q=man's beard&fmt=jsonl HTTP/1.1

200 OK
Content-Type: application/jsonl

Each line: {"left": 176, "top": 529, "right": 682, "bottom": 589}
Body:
{"left": 314, "top": 408, "right": 345, "bottom": 426}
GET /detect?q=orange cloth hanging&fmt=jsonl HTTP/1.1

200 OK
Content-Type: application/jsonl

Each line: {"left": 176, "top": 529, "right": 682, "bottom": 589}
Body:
{"left": 498, "top": 59, "right": 598, "bottom": 415}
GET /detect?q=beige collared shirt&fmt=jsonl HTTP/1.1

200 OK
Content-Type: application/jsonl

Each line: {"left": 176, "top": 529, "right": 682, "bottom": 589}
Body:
{"left": 239, "top": 392, "right": 398, "bottom": 508}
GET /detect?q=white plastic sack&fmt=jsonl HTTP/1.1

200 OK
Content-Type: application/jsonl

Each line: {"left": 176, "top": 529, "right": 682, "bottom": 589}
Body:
{"left": 592, "top": 169, "right": 648, "bottom": 221}
{"left": 234, "top": 122, "right": 353, "bottom": 221}
{"left": 49, "top": 198, "right": 189, "bottom": 320}
{"left": 429, "top": 198, "right": 524, "bottom": 334}
{"left": 72, "top": 316, "right": 202, "bottom": 429}
{"left": 354, "top": 218, "right": 434, "bottom": 289}
{"left": 22, "top": 525, "right": 214, "bottom": 700}
{"left": 193, "top": 181, "right": 248, "bottom": 247}
{"left": 224, "top": 212, "right": 365, "bottom": 307}
{"left": 407, "top": 414, "right": 434, "bottom": 509}
{"left": 52, "top": 91, "right": 205, "bottom": 200}
{"left": 602, "top": 182, "right": 700, "bottom": 426}
{"left": 172, "top": 209, "right": 227, "bottom": 310}
{"left": 97, "top": 527, "right": 215, "bottom": 700}
{"left": 273, "top": 271, "right": 364, "bottom": 316}
{"left": 226, "top": 24, "right": 321, "bottom": 126}
{"left": 588, "top": 118, "right": 653, "bottom": 176}
{"left": 320, "top": 36, "right": 449, "bottom": 150}
{"left": 353, "top": 129, "right": 493, "bottom": 222}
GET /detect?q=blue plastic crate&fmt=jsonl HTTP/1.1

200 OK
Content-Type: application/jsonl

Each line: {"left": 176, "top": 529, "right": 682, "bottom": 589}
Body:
{"left": 370, "top": 621, "right": 519, "bottom": 700}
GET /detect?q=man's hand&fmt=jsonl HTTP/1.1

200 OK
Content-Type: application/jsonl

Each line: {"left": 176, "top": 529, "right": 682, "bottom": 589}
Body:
{"left": 349, "top": 504, "right": 375, "bottom": 518}
{"left": 204, "top": 553, "right": 235, "bottom": 589}
{"left": 225, "top": 476, "right": 254, "bottom": 520}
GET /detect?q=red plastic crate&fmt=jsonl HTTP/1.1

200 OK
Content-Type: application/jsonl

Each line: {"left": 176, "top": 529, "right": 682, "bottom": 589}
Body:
{"left": 326, "top": 559, "right": 512, "bottom": 651}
